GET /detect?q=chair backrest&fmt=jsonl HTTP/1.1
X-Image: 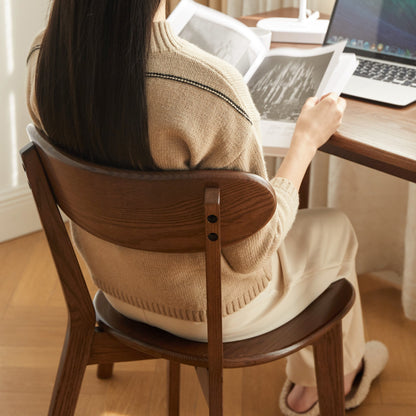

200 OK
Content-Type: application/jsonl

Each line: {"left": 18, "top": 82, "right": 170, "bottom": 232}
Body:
{"left": 21, "top": 124, "right": 277, "bottom": 378}
{"left": 24, "top": 125, "right": 277, "bottom": 252}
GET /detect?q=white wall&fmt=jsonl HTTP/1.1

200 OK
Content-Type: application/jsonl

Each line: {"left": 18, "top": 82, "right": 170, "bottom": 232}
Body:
{"left": 0, "top": 0, "right": 50, "bottom": 242}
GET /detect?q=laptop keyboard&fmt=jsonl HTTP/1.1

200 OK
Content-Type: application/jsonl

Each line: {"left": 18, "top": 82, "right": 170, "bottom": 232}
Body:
{"left": 354, "top": 59, "right": 416, "bottom": 87}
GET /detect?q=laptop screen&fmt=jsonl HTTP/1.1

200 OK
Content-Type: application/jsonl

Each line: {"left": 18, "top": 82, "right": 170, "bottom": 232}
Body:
{"left": 324, "top": 0, "right": 416, "bottom": 66}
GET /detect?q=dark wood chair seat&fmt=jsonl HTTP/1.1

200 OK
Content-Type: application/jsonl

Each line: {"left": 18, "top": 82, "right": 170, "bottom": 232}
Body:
{"left": 95, "top": 279, "right": 354, "bottom": 368}
{"left": 21, "top": 124, "right": 355, "bottom": 416}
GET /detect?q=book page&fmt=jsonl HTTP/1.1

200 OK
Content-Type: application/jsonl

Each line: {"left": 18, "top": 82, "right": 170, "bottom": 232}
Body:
{"left": 246, "top": 42, "right": 353, "bottom": 146}
{"left": 168, "top": 0, "right": 267, "bottom": 79}
{"left": 321, "top": 53, "right": 358, "bottom": 96}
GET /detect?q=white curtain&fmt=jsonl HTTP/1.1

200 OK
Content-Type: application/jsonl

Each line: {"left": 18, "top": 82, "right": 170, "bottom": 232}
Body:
{"left": 228, "top": 1, "right": 293, "bottom": 17}
{"left": 227, "top": 0, "right": 335, "bottom": 17}
{"left": 310, "top": 153, "right": 416, "bottom": 321}
{"left": 403, "top": 184, "right": 416, "bottom": 318}
{"left": 167, "top": 0, "right": 227, "bottom": 14}
{"left": 226, "top": 0, "right": 416, "bottom": 319}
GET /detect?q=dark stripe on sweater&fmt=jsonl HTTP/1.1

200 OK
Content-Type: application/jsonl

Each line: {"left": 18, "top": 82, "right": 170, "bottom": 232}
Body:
{"left": 146, "top": 72, "right": 252, "bottom": 124}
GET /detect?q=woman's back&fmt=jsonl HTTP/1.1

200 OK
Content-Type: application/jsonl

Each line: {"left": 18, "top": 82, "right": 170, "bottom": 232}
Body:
{"left": 27, "top": 18, "right": 299, "bottom": 323}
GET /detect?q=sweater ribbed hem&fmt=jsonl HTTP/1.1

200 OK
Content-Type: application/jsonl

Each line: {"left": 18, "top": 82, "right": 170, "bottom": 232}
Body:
{"left": 93, "top": 274, "right": 271, "bottom": 323}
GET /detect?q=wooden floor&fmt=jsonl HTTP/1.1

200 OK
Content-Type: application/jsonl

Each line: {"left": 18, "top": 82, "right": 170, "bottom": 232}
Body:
{"left": 1, "top": 230, "right": 416, "bottom": 416}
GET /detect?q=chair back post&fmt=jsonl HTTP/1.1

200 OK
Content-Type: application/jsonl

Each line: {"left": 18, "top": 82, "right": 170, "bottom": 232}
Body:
{"left": 204, "top": 187, "right": 223, "bottom": 414}
{"left": 20, "top": 142, "right": 96, "bottom": 329}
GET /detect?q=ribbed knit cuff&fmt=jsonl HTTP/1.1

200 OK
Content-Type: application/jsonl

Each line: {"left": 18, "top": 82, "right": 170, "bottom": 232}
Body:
{"left": 269, "top": 176, "right": 299, "bottom": 209}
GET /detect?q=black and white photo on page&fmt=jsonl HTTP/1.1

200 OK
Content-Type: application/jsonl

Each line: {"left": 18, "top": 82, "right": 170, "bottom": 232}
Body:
{"left": 248, "top": 52, "right": 334, "bottom": 123}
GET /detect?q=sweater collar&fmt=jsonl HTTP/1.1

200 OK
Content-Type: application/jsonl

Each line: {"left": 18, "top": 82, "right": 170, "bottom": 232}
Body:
{"left": 150, "top": 21, "right": 184, "bottom": 53}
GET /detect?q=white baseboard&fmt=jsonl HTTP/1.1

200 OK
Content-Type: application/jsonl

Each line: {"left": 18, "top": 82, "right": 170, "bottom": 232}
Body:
{"left": 0, "top": 185, "right": 42, "bottom": 242}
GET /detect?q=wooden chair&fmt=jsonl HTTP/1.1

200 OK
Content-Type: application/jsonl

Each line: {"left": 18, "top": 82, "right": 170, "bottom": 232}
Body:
{"left": 21, "top": 124, "right": 355, "bottom": 416}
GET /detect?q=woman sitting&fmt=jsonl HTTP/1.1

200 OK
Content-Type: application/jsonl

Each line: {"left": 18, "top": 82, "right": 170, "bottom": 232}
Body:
{"left": 26, "top": 1, "right": 388, "bottom": 414}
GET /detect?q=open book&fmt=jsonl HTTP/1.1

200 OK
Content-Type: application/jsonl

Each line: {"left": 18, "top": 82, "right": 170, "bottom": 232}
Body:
{"left": 168, "top": 0, "right": 358, "bottom": 149}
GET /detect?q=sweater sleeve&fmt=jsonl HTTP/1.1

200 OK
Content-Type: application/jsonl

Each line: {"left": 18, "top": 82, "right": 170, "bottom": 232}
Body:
{"left": 220, "top": 117, "right": 299, "bottom": 274}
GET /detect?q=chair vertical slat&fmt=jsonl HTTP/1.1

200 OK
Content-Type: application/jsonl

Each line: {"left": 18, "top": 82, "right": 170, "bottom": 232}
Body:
{"left": 204, "top": 188, "right": 223, "bottom": 416}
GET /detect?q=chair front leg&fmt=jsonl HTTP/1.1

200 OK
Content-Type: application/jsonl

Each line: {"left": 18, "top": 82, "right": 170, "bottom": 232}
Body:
{"left": 313, "top": 321, "right": 345, "bottom": 416}
{"left": 48, "top": 323, "right": 95, "bottom": 416}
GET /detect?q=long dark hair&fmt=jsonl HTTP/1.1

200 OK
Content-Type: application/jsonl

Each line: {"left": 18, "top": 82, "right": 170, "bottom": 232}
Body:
{"left": 36, "top": 0, "right": 161, "bottom": 170}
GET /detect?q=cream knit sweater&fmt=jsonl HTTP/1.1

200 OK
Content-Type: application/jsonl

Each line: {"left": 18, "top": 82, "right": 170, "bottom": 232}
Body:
{"left": 26, "top": 21, "right": 299, "bottom": 322}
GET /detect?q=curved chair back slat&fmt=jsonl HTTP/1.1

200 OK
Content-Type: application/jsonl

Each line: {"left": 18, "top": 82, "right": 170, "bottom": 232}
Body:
{"left": 27, "top": 125, "right": 276, "bottom": 253}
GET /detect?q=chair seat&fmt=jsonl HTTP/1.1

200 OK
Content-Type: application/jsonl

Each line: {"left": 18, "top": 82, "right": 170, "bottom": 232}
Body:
{"left": 95, "top": 278, "right": 354, "bottom": 369}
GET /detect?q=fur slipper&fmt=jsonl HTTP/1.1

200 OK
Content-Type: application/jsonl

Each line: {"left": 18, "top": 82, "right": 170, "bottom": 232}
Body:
{"left": 279, "top": 379, "right": 320, "bottom": 416}
{"left": 345, "top": 340, "right": 389, "bottom": 410}
{"left": 279, "top": 340, "right": 388, "bottom": 415}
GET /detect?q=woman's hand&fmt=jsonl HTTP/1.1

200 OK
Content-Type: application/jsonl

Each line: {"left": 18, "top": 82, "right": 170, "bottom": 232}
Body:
{"left": 273, "top": 93, "right": 347, "bottom": 191}
{"left": 292, "top": 93, "right": 347, "bottom": 157}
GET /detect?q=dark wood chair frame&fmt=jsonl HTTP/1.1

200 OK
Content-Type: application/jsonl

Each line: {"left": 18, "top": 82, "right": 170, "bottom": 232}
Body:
{"left": 21, "top": 124, "right": 355, "bottom": 416}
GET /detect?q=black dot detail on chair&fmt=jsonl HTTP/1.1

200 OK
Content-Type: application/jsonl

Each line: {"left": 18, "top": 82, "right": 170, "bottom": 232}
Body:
{"left": 208, "top": 233, "right": 218, "bottom": 241}
{"left": 207, "top": 215, "right": 218, "bottom": 223}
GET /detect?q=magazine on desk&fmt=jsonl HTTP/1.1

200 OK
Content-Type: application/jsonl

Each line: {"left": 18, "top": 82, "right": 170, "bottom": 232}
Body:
{"left": 168, "top": 0, "right": 358, "bottom": 148}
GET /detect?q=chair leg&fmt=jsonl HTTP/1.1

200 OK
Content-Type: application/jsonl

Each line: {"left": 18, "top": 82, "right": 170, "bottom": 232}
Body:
{"left": 208, "top": 367, "right": 223, "bottom": 416}
{"left": 313, "top": 321, "right": 345, "bottom": 416}
{"left": 48, "top": 324, "right": 95, "bottom": 416}
{"left": 168, "top": 361, "right": 180, "bottom": 416}
{"left": 97, "top": 363, "right": 114, "bottom": 379}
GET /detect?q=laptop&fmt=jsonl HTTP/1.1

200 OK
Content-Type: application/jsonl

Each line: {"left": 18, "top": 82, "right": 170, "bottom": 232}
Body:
{"left": 324, "top": 0, "right": 416, "bottom": 107}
